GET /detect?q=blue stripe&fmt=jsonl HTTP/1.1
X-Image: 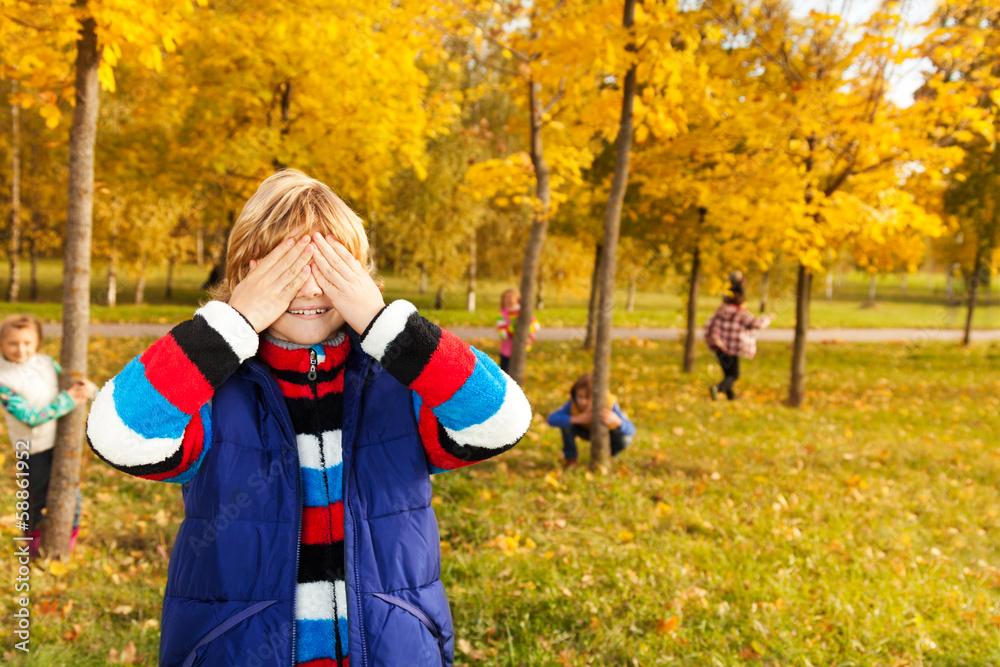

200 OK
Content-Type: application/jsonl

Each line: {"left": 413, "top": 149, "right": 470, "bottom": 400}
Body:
{"left": 113, "top": 359, "right": 189, "bottom": 439}
{"left": 301, "top": 464, "right": 343, "bottom": 507}
{"left": 295, "top": 618, "right": 348, "bottom": 662}
{"left": 432, "top": 348, "right": 506, "bottom": 430}
{"left": 162, "top": 404, "right": 214, "bottom": 485}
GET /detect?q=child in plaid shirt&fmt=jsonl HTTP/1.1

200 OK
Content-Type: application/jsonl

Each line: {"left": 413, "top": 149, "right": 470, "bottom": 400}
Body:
{"left": 704, "top": 274, "right": 775, "bottom": 400}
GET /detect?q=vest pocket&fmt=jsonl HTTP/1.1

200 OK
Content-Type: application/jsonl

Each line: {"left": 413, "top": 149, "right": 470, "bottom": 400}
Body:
{"left": 370, "top": 592, "right": 446, "bottom": 666}
{"left": 181, "top": 600, "right": 278, "bottom": 667}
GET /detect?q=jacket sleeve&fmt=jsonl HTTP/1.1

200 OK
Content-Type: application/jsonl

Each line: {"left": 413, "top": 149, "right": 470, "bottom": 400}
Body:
{"left": 547, "top": 400, "right": 573, "bottom": 428}
{"left": 738, "top": 309, "right": 773, "bottom": 330}
{"left": 360, "top": 300, "right": 532, "bottom": 473}
{"left": 86, "top": 301, "right": 259, "bottom": 483}
{"left": 703, "top": 312, "right": 718, "bottom": 349}
{"left": 612, "top": 403, "right": 636, "bottom": 437}
{"left": 0, "top": 386, "right": 77, "bottom": 427}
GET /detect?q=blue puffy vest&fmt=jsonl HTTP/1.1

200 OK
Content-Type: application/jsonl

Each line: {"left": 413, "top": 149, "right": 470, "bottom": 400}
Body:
{"left": 158, "top": 344, "right": 454, "bottom": 667}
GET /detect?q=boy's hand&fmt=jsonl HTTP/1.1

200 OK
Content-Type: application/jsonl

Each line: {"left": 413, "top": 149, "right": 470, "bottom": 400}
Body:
{"left": 600, "top": 408, "right": 623, "bottom": 429}
{"left": 310, "top": 233, "right": 385, "bottom": 333}
{"left": 229, "top": 235, "right": 315, "bottom": 332}
{"left": 569, "top": 410, "right": 591, "bottom": 425}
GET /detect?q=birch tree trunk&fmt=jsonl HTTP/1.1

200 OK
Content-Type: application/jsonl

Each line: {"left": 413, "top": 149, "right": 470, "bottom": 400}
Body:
{"left": 8, "top": 79, "right": 21, "bottom": 303}
{"left": 507, "top": 77, "right": 552, "bottom": 386}
{"left": 466, "top": 232, "right": 476, "bottom": 312}
{"left": 46, "top": 9, "right": 101, "bottom": 559}
{"left": 591, "top": 0, "right": 637, "bottom": 471}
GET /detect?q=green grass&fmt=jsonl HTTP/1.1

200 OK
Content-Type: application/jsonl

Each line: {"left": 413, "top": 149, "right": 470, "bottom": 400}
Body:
{"left": 0, "top": 259, "right": 997, "bottom": 330}
{"left": 1, "top": 337, "right": 999, "bottom": 664}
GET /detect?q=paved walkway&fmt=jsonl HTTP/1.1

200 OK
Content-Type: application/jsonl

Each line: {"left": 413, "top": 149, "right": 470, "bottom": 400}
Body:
{"left": 43, "top": 323, "right": 1000, "bottom": 343}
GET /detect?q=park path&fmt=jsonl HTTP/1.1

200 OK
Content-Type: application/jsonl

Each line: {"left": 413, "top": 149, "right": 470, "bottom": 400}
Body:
{"left": 42, "top": 322, "right": 1000, "bottom": 343}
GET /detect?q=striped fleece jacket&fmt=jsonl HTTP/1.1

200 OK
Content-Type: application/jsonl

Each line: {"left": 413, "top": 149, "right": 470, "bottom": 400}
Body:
{"left": 86, "top": 299, "right": 532, "bottom": 667}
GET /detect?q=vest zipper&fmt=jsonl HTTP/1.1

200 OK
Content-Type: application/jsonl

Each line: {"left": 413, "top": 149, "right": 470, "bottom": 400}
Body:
{"left": 308, "top": 349, "right": 318, "bottom": 381}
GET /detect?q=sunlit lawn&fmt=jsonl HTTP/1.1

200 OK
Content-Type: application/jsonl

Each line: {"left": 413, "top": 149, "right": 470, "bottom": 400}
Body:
{"left": 1, "top": 336, "right": 999, "bottom": 664}
{"left": 0, "top": 259, "right": 997, "bottom": 330}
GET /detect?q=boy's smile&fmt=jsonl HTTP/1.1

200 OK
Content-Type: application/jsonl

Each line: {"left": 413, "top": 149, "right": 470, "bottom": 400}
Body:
{"left": 266, "top": 271, "right": 346, "bottom": 345}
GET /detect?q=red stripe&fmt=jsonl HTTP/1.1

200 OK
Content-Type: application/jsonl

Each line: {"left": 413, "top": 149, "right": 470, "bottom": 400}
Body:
{"left": 276, "top": 377, "right": 314, "bottom": 399}
{"left": 258, "top": 342, "right": 310, "bottom": 372}
{"left": 319, "top": 338, "right": 351, "bottom": 370}
{"left": 417, "top": 403, "right": 470, "bottom": 471}
{"left": 316, "top": 372, "right": 344, "bottom": 398}
{"left": 141, "top": 335, "right": 213, "bottom": 415}
{"left": 142, "top": 413, "right": 206, "bottom": 482}
{"left": 301, "top": 502, "right": 344, "bottom": 544}
{"left": 409, "top": 331, "right": 475, "bottom": 408}
{"left": 298, "top": 659, "right": 341, "bottom": 667}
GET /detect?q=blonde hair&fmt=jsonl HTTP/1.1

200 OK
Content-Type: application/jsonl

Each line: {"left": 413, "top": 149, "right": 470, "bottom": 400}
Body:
{"left": 211, "top": 169, "right": 373, "bottom": 302}
{"left": 0, "top": 314, "right": 43, "bottom": 349}
{"left": 500, "top": 288, "right": 520, "bottom": 310}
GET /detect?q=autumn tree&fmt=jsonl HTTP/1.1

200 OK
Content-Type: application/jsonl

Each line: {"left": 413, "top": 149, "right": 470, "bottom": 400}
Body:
{"left": 916, "top": 0, "right": 1000, "bottom": 345}
{"left": 711, "top": 0, "right": 956, "bottom": 407}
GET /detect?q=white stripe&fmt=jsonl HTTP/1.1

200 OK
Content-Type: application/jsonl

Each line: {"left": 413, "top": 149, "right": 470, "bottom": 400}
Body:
{"left": 296, "top": 581, "right": 335, "bottom": 620}
{"left": 321, "top": 430, "right": 343, "bottom": 467}
{"left": 86, "top": 379, "right": 184, "bottom": 468}
{"left": 359, "top": 300, "right": 417, "bottom": 363}
{"left": 444, "top": 374, "right": 532, "bottom": 449}
{"left": 335, "top": 580, "right": 347, "bottom": 619}
{"left": 296, "top": 433, "right": 322, "bottom": 470}
{"left": 196, "top": 301, "right": 259, "bottom": 362}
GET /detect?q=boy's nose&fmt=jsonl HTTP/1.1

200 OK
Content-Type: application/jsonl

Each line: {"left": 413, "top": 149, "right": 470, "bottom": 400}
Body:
{"left": 298, "top": 271, "right": 323, "bottom": 299}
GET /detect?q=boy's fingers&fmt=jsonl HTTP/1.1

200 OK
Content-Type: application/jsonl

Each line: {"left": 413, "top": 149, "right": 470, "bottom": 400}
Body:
{"left": 269, "top": 242, "right": 314, "bottom": 291}
{"left": 253, "top": 236, "right": 299, "bottom": 273}
{"left": 278, "top": 264, "right": 312, "bottom": 299}
{"left": 327, "top": 236, "right": 365, "bottom": 274}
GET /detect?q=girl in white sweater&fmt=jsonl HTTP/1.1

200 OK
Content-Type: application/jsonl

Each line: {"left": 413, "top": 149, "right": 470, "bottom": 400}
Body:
{"left": 0, "top": 314, "right": 96, "bottom": 556}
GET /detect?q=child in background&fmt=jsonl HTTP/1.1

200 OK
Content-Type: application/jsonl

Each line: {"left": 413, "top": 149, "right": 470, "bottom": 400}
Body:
{"left": 496, "top": 288, "right": 539, "bottom": 372}
{"left": 87, "top": 169, "right": 531, "bottom": 667}
{"left": 0, "top": 314, "right": 97, "bottom": 556}
{"left": 704, "top": 273, "right": 775, "bottom": 400}
{"left": 547, "top": 372, "right": 635, "bottom": 468}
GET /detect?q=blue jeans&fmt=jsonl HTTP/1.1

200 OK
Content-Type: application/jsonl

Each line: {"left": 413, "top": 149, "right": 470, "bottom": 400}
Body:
{"left": 561, "top": 425, "right": 632, "bottom": 461}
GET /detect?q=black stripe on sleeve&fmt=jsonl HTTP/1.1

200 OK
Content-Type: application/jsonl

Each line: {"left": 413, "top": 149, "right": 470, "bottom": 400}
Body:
{"left": 169, "top": 316, "right": 243, "bottom": 387}
{"left": 379, "top": 312, "right": 441, "bottom": 387}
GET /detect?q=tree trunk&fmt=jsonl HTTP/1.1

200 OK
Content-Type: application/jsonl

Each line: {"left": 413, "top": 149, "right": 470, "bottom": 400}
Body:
{"left": 196, "top": 224, "right": 205, "bottom": 267}
{"left": 166, "top": 255, "right": 175, "bottom": 299}
{"left": 28, "top": 231, "right": 38, "bottom": 301}
{"left": 8, "top": 79, "right": 21, "bottom": 303}
{"left": 825, "top": 271, "right": 833, "bottom": 300}
{"left": 507, "top": 77, "right": 553, "bottom": 386}
{"left": 787, "top": 264, "right": 812, "bottom": 407}
{"left": 963, "top": 248, "right": 984, "bottom": 346}
{"left": 900, "top": 272, "right": 908, "bottom": 293}
{"left": 682, "top": 245, "right": 700, "bottom": 374}
{"left": 946, "top": 264, "right": 957, "bottom": 303}
{"left": 536, "top": 270, "right": 544, "bottom": 310}
{"left": 466, "top": 233, "right": 476, "bottom": 312}
{"left": 591, "top": 0, "right": 637, "bottom": 472}
{"left": 583, "top": 244, "right": 602, "bottom": 350}
{"left": 626, "top": 276, "right": 636, "bottom": 313}
{"left": 867, "top": 273, "right": 877, "bottom": 305}
{"left": 105, "top": 260, "right": 117, "bottom": 307}
{"left": 135, "top": 256, "right": 148, "bottom": 305}
{"left": 434, "top": 285, "right": 444, "bottom": 310}
{"left": 418, "top": 265, "right": 427, "bottom": 294}
{"left": 46, "top": 11, "right": 102, "bottom": 559}
{"left": 760, "top": 268, "right": 770, "bottom": 314}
